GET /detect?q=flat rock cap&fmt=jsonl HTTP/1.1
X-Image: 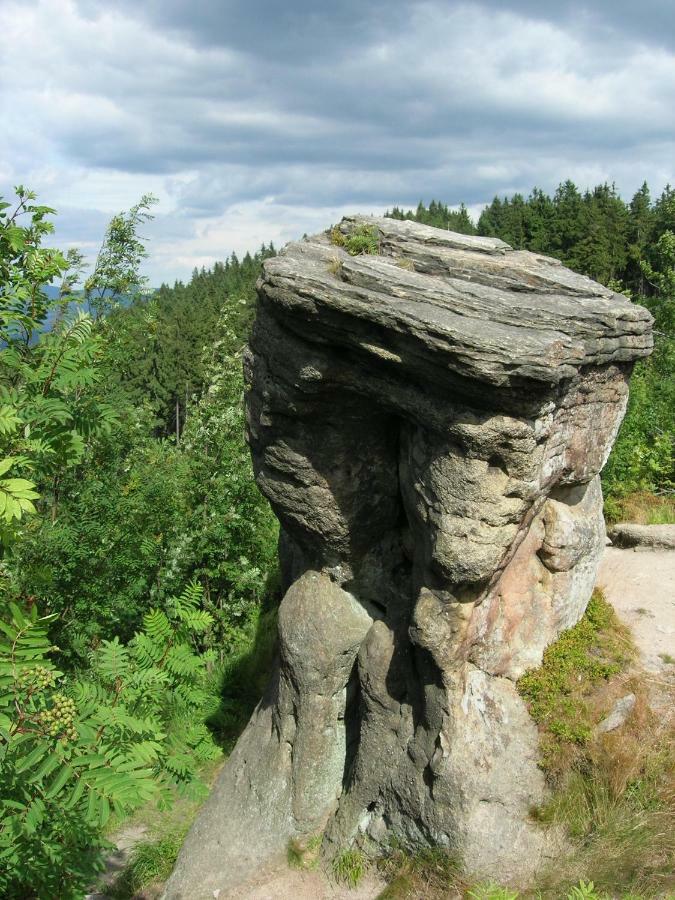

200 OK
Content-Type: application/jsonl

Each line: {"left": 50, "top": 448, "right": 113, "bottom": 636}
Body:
{"left": 259, "top": 215, "right": 653, "bottom": 388}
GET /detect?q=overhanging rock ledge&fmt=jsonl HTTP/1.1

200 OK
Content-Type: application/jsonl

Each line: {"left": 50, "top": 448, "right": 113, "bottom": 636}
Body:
{"left": 164, "top": 215, "right": 653, "bottom": 898}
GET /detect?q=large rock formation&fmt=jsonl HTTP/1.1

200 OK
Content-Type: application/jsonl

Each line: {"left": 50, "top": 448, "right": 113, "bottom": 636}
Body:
{"left": 165, "top": 217, "right": 652, "bottom": 898}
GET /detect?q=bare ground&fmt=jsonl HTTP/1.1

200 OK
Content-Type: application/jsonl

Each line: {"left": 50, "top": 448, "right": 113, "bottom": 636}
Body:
{"left": 597, "top": 547, "right": 675, "bottom": 676}
{"left": 217, "top": 860, "right": 386, "bottom": 900}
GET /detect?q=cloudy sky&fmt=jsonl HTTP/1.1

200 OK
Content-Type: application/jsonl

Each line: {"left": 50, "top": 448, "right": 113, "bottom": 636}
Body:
{"left": 1, "top": 0, "right": 674, "bottom": 284}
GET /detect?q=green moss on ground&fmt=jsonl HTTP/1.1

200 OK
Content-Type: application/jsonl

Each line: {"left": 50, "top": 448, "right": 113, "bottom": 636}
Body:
{"left": 517, "top": 590, "right": 634, "bottom": 767}
{"left": 516, "top": 589, "right": 674, "bottom": 896}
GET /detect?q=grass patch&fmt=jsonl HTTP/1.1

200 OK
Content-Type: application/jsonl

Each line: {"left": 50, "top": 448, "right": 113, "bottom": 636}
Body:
{"left": 517, "top": 590, "right": 634, "bottom": 772}
{"left": 375, "top": 851, "right": 615, "bottom": 899}
{"left": 517, "top": 589, "right": 675, "bottom": 896}
{"left": 377, "top": 846, "right": 464, "bottom": 898}
{"left": 332, "top": 848, "right": 368, "bottom": 888}
{"left": 604, "top": 490, "right": 675, "bottom": 525}
{"left": 327, "top": 254, "right": 343, "bottom": 277}
{"left": 287, "top": 834, "right": 322, "bottom": 871}
{"left": 108, "top": 829, "right": 187, "bottom": 899}
{"left": 532, "top": 698, "right": 675, "bottom": 896}
{"left": 331, "top": 223, "right": 380, "bottom": 256}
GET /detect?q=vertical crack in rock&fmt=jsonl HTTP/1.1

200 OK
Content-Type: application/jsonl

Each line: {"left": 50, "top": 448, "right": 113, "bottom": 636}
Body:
{"left": 164, "top": 216, "right": 653, "bottom": 898}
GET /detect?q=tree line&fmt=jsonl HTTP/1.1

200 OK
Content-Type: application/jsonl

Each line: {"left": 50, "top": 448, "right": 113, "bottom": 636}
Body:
{"left": 388, "top": 181, "right": 674, "bottom": 294}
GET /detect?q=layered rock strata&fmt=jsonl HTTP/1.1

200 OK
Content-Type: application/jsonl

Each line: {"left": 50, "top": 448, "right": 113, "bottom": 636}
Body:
{"left": 165, "top": 216, "right": 652, "bottom": 898}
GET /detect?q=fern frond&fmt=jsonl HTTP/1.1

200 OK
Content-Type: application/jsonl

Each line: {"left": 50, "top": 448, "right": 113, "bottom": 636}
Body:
{"left": 95, "top": 637, "right": 130, "bottom": 682}
{"left": 142, "top": 609, "right": 171, "bottom": 645}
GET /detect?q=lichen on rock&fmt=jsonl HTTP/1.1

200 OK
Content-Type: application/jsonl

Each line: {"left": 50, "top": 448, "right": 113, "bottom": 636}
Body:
{"left": 164, "top": 216, "right": 653, "bottom": 898}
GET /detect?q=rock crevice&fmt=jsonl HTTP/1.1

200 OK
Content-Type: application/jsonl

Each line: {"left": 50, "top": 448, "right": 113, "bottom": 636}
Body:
{"left": 164, "top": 216, "right": 652, "bottom": 898}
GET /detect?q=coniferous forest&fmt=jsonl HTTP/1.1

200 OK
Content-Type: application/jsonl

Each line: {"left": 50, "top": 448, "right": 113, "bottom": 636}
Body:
{"left": 0, "top": 180, "right": 673, "bottom": 897}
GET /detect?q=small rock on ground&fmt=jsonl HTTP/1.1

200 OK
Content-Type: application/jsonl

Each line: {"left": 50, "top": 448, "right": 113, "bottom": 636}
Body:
{"left": 596, "top": 693, "right": 636, "bottom": 733}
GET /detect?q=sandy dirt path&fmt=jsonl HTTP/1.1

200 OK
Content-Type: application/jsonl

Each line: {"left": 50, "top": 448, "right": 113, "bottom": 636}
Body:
{"left": 217, "top": 862, "right": 386, "bottom": 900}
{"left": 597, "top": 547, "right": 675, "bottom": 673}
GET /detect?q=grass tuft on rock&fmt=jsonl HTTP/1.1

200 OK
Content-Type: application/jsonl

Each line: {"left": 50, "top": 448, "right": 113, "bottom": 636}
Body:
{"left": 330, "top": 223, "right": 380, "bottom": 256}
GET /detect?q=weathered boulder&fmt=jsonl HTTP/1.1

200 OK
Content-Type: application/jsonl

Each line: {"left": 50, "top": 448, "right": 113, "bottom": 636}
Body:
{"left": 608, "top": 522, "right": 675, "bottom": 550}
{"left": 165, "top": 216, "right": 652, "bottom": 897}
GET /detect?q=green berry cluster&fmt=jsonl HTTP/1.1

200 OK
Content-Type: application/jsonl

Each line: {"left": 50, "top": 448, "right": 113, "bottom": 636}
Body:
{"left": 40, "top": 692, "right": 77, "bottom": 742}
{"left": 21, "top": 665, "right": 55, "bottom": 690}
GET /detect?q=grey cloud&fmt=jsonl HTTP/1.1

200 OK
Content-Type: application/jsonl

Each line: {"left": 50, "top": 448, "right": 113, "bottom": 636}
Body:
{"left": 2, "top": 0, "right": 674, "bottom": 283}
{"left": 76, "top": 0, "right": 675, "bottom": 54}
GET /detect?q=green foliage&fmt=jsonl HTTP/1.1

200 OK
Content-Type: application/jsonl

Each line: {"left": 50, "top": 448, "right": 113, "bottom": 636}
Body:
{"left": 565, "top": 882, "right": 603, "bottom": 900}
{"left": 0, "top": 186, "right": 280, "bottom": 897}
{"left": 84, "top": 194, "right": 158, "bottom": 319}
{"left": 602, "top": 298, "right": 674, "bottom": 503}
{"left": 0, "top": 188, "right": 118, "bottom": 544}
{"left": 0, "top": 458, "right": 39, "bottom": 525}
{"left": 0, "top": 186, "right": 69, "bottom": 344}
{"left": 13, "top": 260, "right": 278, "bottom": 659}
{"left": 14, "top": 428, "right": 193, "bottom": 658}
{"left": 102, "top": 245, "right": 275, "bottom": 437}
{"left": 0, "top": 585, "right": 221, "bottom": 898}
{"left": 332, "top": 848, "right": 368, "bottom": 887}
{"left": 517, "top": 592, "right": 633, "bottom": 766}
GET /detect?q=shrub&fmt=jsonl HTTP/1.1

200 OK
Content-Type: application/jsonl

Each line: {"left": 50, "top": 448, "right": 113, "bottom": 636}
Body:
{"left": 0, "top": 584, "right": 221, "bottom": 898}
